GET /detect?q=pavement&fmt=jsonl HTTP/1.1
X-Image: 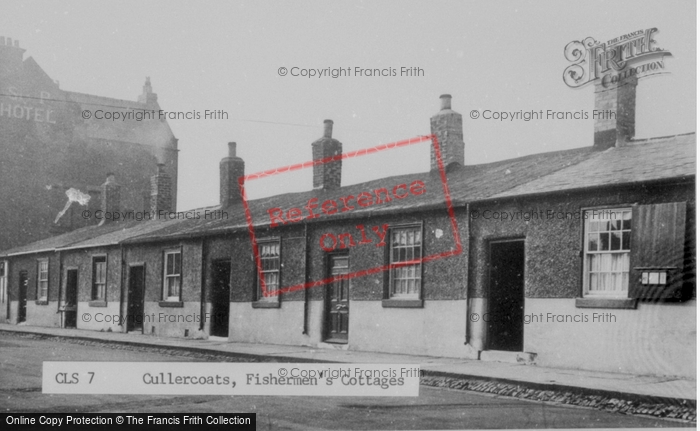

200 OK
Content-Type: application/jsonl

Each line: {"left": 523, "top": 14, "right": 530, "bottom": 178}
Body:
{"left": 1, "top": 323, "right": 695, "bottom": 404}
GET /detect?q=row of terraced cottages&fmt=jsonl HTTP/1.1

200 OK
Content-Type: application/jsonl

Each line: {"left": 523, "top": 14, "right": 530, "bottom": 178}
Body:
{"left": 1, "top": 85, "right": 695, "bottom": 379}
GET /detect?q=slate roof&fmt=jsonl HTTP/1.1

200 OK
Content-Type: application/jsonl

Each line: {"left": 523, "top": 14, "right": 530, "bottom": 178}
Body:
{"left": 0, "top": 223, "right": 125, "bottom": 257}
{"left": 3, "top": 132, "right": 695, "bottom": 254}
{"left": 491, "top": 133, "right": 696, "bottom": 199}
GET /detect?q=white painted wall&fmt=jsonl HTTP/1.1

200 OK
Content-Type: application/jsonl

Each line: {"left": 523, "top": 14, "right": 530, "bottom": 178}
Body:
{"left": 524, "top": 298, "right": 696, "bottom": 378}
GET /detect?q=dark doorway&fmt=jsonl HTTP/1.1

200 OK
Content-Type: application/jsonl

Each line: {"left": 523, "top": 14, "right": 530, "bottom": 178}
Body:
{"left": 64, "top": 269, "right": 78, "bottom": 328}
{"left": 127, "top": 265, "right": 145, "bottom": 333}
{"left": 487, "top": 240, "right": 525, "bottom": 351}
{"left": 324, "top": 255, "right": 349, "bottom": 343}
{"left": 210, "top": 260, "right": 231, "bottom": 337}
{"left": 18, "top": 271, "right": 27, "bottom": 323}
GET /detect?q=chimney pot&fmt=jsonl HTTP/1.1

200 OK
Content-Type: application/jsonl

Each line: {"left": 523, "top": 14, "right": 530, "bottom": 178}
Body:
{"left": 323, "top": 119, "right": 333, "bottom": 138}
{"left": 440, "top": 94, "right": 452, "bottom": 110}
{"left": 13, "top": 40, "right": 18, "bottom": 48}
{"left": 228, "top": 142, "right": 236, "bottom": 158}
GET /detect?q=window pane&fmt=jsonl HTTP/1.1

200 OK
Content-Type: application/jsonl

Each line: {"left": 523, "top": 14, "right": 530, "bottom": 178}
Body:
{"left": 589, "top": 273, "right": 598, "bottom": 291}
{"left": 599, "top": 233, "right": 610, "bottom": 251}
{"left": 167, "top": 254, "right": 174, "bottom": 274}
{"left": 611, "top": 231, "right": 621, "bottom": 250}
{"left": 174, "top": 253, "right": 181, "bottom": 274}
{"left": 599, "top": 253, "right": 612, "bottom": 272}
{"left": 587, "top": 234, "right": 598, "bottom": 251}
{"left": 622, "top": 211, "right": 632, "bottom": 230}
{"left": 589, "top": 254, "right": 600, "bottom": 272}
{"left": 622, "top": 231, "right": 630, "bottom": 250}
{"left": 587, "top": 219, "right": 598, "bottom": 232}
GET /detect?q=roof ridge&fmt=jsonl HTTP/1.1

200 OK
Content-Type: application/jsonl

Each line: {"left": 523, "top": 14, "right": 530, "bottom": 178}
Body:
{"left": 629, "top": 131, "right": 696, "bottom": 144}
{"left": 65, "top": 90, "right": 147, "bottom": 108}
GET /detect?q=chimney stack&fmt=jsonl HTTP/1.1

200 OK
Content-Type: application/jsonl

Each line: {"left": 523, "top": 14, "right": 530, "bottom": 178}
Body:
{"left": 430, "top": 94, "right": 465, "bottom": 172}
{"left": 0, "top": 36, "right": 26, "bottom": 75}
{"left": 312, "top": 120, "right": 342, "bottom": 190}
{"left": 220, "top": 142, "right": 245, "bottom": 207}
{"left": 594, "top": 75, "right": 637, "bottom": 149}
{"left": 100, "top": 174, "right": 121, "bottom": 225}
{"left": 150, "top": 163, "right": 172, "bottom": 214}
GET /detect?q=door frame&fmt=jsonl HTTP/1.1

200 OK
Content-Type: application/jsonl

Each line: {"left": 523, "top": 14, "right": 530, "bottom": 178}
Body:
{"left": 18, "top": 270, "right": 28, "bottom": 323}
{"left": 127, "top": 263, "right": 146, "bottom": 333}
{"left": 323, "top": 251, "right": 350, "bottom": 344}
{"left": 1, "top": 260, "right": 8, "bottom": 321}
{"left": 486, "top": 238, "right": 526, "bottom": 352}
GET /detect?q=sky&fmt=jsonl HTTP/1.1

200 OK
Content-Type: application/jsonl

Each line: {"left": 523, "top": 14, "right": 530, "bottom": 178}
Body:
{"left": 3, "top": 0, "right": 696, "bottom": 211}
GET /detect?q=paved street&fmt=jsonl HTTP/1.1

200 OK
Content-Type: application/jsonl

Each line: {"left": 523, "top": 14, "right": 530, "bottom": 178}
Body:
{"left": 0, "top": 333, "right": 690, "bottom": 430}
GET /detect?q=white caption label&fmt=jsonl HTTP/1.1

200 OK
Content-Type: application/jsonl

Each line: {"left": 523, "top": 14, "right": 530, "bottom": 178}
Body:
{"left": 43, "top": 362, "right": 420, "bottom": 396}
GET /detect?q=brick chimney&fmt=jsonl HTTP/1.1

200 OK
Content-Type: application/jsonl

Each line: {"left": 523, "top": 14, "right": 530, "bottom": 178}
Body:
{"left": 312, "top": 120, "right": 342, "bottom": 190}
{"left": 594, "top": 75, "right": 637, "bottom": 149}
{"left": 100, "top": 174, "right": 121, "bottom": 225}
{"left": 0, "top": 37, "right": 25, "bottom": 75}
{"left": 220, "top": 142, "right": 245, "bottom": 207}
{"left": 150, "top": 163, "right": 172, "bottom": 214}
{"left": 430, "top": 94, "right": 465, "bottom": 172}
{"left": 137, "top": 76, "right": 158, "bottom": 105}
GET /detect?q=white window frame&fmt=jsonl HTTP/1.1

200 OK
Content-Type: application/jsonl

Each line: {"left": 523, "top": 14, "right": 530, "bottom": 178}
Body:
{"left": 37, "top": 258, "right": 49, "bottom": 301}
{"left": 256, "top": 239, "right": 281, "bottom": 302}
{"left": 583, "top": 208, "right": 632, "bottom": 297}
{"left": 163, "top": 249, "right": 182, "bottom": 301}
{"left": 92, "top": 256, "right": 107, "bottom": 301}
{"left": 388, "top": 224, "right": 423, "bottom": 299}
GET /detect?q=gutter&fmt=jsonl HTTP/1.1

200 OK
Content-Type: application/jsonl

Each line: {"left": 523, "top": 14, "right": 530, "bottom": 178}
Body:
{"left": 302, "top": 223, "right": 309, "bottom": 335}
{"left": 121, "top": 201, "right": 461, "bottom": 246}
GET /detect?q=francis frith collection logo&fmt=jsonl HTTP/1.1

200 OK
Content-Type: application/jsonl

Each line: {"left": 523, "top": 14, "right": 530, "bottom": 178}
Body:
{"left": 563, "top": 28, "right": 671, "bottom": 88}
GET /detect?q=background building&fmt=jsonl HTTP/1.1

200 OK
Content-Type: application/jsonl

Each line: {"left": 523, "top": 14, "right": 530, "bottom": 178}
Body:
{"left": 0, "top": 36, "right": 178, "bottom": 251}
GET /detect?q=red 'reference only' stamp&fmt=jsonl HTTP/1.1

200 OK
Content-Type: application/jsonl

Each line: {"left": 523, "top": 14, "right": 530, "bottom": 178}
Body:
{"left": 239, "top": 134, "right": 462, "bottom": 297}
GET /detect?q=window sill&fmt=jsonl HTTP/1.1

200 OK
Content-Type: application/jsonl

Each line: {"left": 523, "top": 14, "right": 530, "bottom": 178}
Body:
{"left": 252, "top": 301, "right": 281, "bottom": 309}
{"left": 159, "top": 301, "right": 184, "bottom": 308}
{"left": 35, "top": 300, "right": 49, "bottom": 306}
{"left": 382, "top": 299, "right": 423, "bottom": 308}
{"left": 575, "top": 297, "right": 637, "bottom": 309}
{"left": 88, "top": 300, "right": 107, "bottom": 308}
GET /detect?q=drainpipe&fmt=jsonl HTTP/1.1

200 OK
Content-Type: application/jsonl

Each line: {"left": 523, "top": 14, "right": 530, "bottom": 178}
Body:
{"left": 464, "top": 202, "right": 470, "bottom": 345}
{"left": 302, "top": 223, "right": 309, "bottom": 335}
{"left": 56, "top": 251, "right": 63, "bottom": 326}
{"left": 199, "top": 238, "right": 207, "bottom": 332}
{"left": 119, "top": 244, "right": 125, "bottom": 332}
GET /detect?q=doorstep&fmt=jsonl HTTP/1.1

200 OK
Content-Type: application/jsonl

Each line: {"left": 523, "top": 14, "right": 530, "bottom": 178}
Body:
{"left": 480, "top": 350, "right": 537, "bottom": 365}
